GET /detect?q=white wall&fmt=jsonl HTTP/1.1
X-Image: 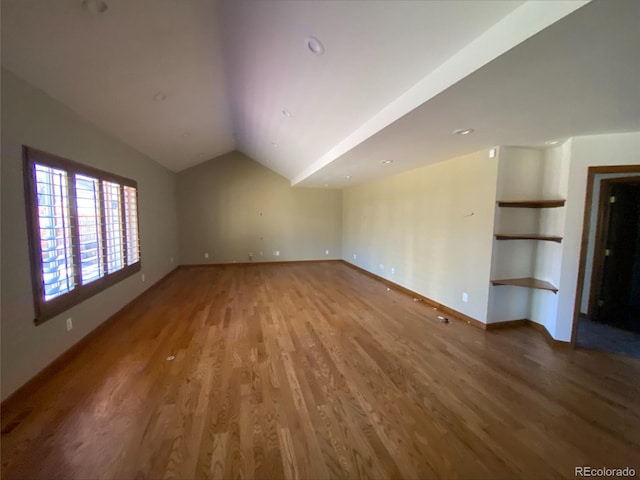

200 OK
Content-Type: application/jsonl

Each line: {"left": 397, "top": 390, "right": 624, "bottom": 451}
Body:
{"left": 342, "top": 149, "right": 498, "bottom": 323}
{"left": 531, "top": 142, "right": 571, "bottom": 334}
{"left": 1, "top": 69, "right": 180, "bottom": 400}
{"left": 555, "top": 132, "right": 640, "bottom": 341}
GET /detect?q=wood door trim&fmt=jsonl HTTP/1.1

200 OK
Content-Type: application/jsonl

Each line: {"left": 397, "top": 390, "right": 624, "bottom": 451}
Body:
{"left": 571, "top": 165, "right": 640, "bottom": 345}
{"left": 587, "top": 180, "right": 613, "bottom": 319}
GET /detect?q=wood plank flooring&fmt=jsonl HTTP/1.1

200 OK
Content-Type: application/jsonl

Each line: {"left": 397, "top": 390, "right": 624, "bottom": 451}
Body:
{"left": 2, "top": 261, "right": 639, "bottom": 479}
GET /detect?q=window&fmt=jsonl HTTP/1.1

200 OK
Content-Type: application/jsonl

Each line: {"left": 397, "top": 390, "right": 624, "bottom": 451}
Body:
{"left": 23, "top": 147, "right": 141, "bottom": 324}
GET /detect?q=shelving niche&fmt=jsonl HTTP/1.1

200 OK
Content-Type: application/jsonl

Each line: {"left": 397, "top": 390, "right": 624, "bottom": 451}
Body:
{"left": 487, "top": 146, "right": 569, "bottom": 326}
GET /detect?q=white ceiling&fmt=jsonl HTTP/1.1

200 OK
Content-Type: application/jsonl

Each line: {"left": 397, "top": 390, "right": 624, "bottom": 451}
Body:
{"left": 2, "top": 1, "right": 637, "bottom": 187}
{"left": 1, "top": 0, "right": 234, "bottom": 172}
{"left": 299, "top": 0, "right": 640, "bottom": 187}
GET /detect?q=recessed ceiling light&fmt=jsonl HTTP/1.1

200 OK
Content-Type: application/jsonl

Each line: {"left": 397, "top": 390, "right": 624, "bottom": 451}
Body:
{"left": 345, "top": 175, "right": 351, "bottom": 179}
{"left": 324, "top": 184, "right": 329, "bottom": 187}
{"left": 545, "top": 140, "right": 559, "bottom": 145}
{"left": 306, "top": 37, "right": 325, "bottom": 55}
{"left": 381, "top": 160, "right": 393, "bottom": 164}
{"left": 282, "top": 109, "right": 292, "bottom": 117}
{"left": 153, "top": 92, "right": 167, "bottom": 102}
{"left": 181, "top": 132, "right": 190, "bottom": 138}
{"left": 271, "top": 142, "right": 279, "bottom": 147}
{"left": 82, "top": 0, "right": 108, "bottom": 14}
{"left": 453, "top": 128, "right": 474, "bottom": 135}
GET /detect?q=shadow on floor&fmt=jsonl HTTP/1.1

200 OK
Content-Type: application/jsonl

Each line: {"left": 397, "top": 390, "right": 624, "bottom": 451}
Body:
{"left": 576, "top": 316, "right": 640, "bottom": 358}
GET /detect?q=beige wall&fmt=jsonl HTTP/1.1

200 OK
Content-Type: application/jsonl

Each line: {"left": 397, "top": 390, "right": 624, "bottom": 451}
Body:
{"left": 176, "top": 151, "right": 342, "bottom": 264}
{"left": 342, "top": 149, "right": 498, "bottom": 323}
{"left": 1, "top": 69, "right": 179, "bottom": 400}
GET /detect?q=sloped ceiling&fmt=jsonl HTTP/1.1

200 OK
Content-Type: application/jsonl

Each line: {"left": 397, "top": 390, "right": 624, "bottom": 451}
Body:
{"left": 2, "top": 1, "right": 638, "bottom": 187}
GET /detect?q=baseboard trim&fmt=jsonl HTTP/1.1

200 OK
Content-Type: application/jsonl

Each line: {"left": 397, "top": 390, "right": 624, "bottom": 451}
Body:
{"left": 485, "top": 319, "right": 528, "bottom": 330}
{"left": 339, "top": 260, "right": 486, "bottom": 330}
{"left": 341, "top": 261, "right": 572, "bottom": 349}
{"left": 488, "top": 318, "right": 571, "bottom": 348}
{"left": 1, "top": 267, "right": 179, "bottom": 407}
{"left": 179, "top": 259, "right": 342, "bottom": 268}
{"left": 526, "top": 320, "right": 572, "bottom": 348}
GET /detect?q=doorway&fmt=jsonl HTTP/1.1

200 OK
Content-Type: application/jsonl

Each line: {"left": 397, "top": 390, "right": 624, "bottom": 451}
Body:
{"left": 575, "top": 170, "right": 640, "bottom": 357}
{"left": 589, "top": 178, "right": 640, "bottom": 332}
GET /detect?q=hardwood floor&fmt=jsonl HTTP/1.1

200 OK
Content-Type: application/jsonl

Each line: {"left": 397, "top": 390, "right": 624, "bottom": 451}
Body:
{"left": 2, "top": 261, "right": 639, "bottom": 479}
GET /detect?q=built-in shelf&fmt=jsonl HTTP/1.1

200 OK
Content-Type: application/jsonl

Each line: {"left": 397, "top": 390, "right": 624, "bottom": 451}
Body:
{"left": 497, "top": 199, "right": 566, "bottom": 208}
{"left": 495, "top": 234, "right": 563, "bottom": 243}
{"left": 491, "top": 277, "right": 558, "bottom": 294}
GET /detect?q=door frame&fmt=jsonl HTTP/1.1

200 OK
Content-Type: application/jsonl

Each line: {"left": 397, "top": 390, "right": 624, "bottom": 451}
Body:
{"left": 571, "top": 165, "right": 640, "bottom": 346}
{"left": 586, "top": 175, "right": 640, "bottom": 320}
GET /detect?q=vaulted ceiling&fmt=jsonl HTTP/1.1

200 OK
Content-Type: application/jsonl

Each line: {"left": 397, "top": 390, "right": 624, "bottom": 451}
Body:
{"left": 2, "top": 0, "right": 639, "bottom": 187}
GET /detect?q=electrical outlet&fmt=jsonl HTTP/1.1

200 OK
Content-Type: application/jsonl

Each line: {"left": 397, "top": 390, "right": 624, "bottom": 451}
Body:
{"left": 325, "top": 249, "right": 329, "bottom": 255}
{"left": 391, "top": 267, "right": 395, "bottom": 275}
{"left": 379, "top": 264, "right": 384, "bottom": 271}
{"left": 274, "top": 250, "right": 280, "bottom": 256}
{"left": 66, "top": 318, "right": 73, "bottom": 331}
{"left": 141, "top": 273, "right": 145, "bottom": 282}
{"left": 170, "top": 257, "right": 174, "bottom": 264}
{"left": 353, "top": 253, "right": 357, "bottom": 260}
{"left": 259, "top": 251, "right": 263, "bottom": 257}
{"left": 462, "top": 292, "right": 468, "bottom": 303}
{"left": 204, "top": 252, "right": 209, "bottom": 259}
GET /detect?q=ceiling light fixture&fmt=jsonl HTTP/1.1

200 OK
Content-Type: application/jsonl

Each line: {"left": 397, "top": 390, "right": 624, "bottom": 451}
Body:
{"left": 453, "top": 128, "right": 474, "bottom": 135}
{"left": 282, "top": 109, "right": 292, "bottom": 117}
{"left": 324, "top": 184, "right": 329, "bottom": 187}
{"left": 153, "top": 92, "right": 167, "bottom": 101}
{"left": 271, "top": 142, "right": 279, "bottom": 147}
{"left": 82, "top": 0, "right": 108, "bottom": 14}
{"left": 544, "top": 140, "right": 559, "bottom": 145}
{"left": 306, "top": 37, "right": 325, "bottom": 55}
{"left": 345, "top": 175, "right": 351, "bottom": 179}
{"left": 181, "top": 132, "right": 190, "bottom": 138}
{"left": 381, "top": 160, "right": 393, "bottom": 164}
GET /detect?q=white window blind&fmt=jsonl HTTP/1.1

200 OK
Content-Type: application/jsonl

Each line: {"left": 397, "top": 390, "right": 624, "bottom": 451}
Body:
{"left": 34, "top": 164, "right": 75, "bottom": 301}
{"left": 24, "top": 147, "right": 141, "bottom": 324}
{"left": 75, "top": 174, "right": 104, "bottom": 285}
{"left": 124, "top": 185, "right": 140, "bottom": 265}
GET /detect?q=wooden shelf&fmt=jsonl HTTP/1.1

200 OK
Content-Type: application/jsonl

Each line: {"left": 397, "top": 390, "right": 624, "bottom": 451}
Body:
{"left": 495, "top": 234, "right": 562, "bottom": 243}
{"left": 491, "top": 277, "right": 558, "bottom": 293}
{"left": 497, "top": 200, "right": 566, "bottom": 208}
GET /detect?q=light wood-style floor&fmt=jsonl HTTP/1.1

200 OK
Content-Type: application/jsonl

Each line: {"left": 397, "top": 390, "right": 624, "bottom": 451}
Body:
{"left": 2, "top": 261, "right": 639, "bottom": 479}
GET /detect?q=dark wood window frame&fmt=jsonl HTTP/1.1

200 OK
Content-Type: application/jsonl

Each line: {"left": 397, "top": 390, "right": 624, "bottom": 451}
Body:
{"left": 23, "top": 146, "right": 141, "bottom": 325}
